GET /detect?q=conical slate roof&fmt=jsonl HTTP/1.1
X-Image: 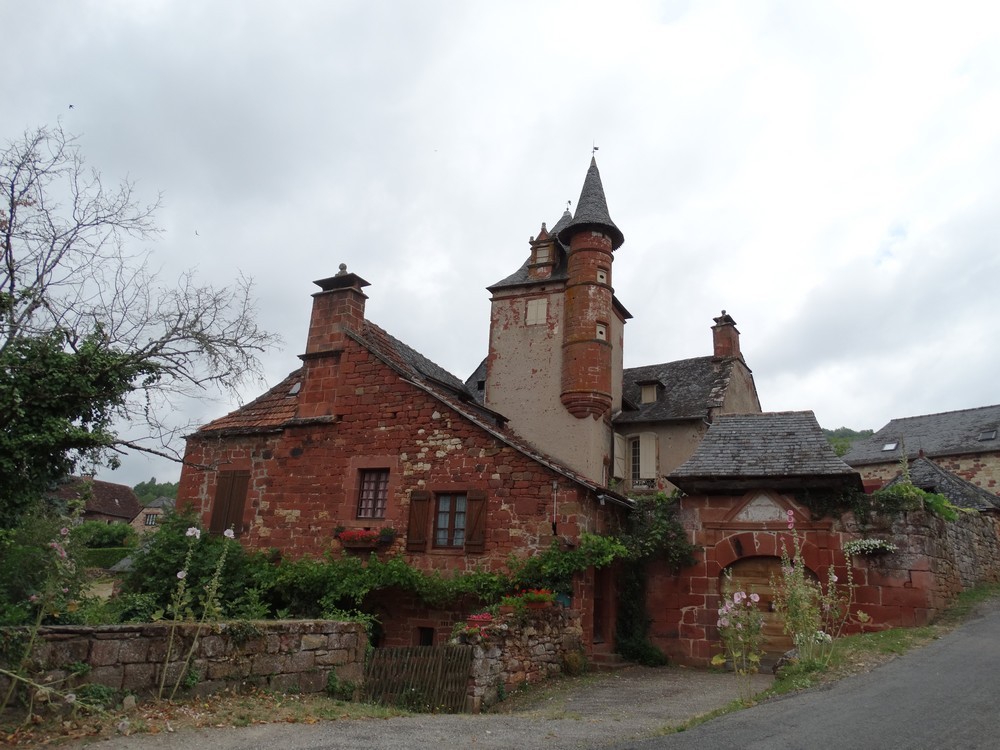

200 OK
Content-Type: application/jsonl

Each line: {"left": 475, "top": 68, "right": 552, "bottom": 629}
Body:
{"left": 557, "top": 157, "right": 624, "bottom": 249}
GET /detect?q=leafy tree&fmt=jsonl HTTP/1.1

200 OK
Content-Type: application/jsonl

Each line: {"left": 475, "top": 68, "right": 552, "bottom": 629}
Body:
{"left": 133, "top": 477, "right": 179, "bottom": 504}
{"left": 0, "top": 124, "right": 279, "bottom": 526}
{"left": 822, "top": 427, "right": 874, "bottom": 457}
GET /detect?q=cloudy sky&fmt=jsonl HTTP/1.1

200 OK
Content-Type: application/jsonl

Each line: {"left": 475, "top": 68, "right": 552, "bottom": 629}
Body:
{"left": 5, "top": 1, "right": 999, "bottom": 486}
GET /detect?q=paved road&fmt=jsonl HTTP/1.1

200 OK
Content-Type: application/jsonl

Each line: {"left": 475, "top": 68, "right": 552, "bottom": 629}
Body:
{"left": 70, "top": 667, "right": 772, "bottom": 749}
{"left": 615, "top": 598, "right": 1000, "bottom": 750}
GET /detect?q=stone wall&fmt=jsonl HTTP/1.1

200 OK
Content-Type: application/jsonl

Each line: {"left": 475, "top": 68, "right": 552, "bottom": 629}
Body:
{"left": 458, "top": 607, "right": 584, "bottom": 712}
{"left": 0, "top": 620, "right": 366, "bottom": 699}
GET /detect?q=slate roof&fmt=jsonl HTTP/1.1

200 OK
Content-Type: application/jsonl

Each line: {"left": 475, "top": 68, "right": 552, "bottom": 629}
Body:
{"left": 465, "top": 357, "right": 488, "bottom": 405}
{"left": 669, "top": 412, "right": 863, "bottom": 493}
{"left": 557, "top": 157, "right": 624, "bottom": 250}
{"left": 615, "top": 357, "right": 745, "bottom": 425}
{"left": 842, "top": 404, "right": 1000, "bottom": 466}
{"left": 883, "top": 457, "right": 1000, "bottom": 511}
{"left": 194, "top": 321, "right": 630, "bottom": 507}
{"left": 48, "top": 477, "right": 143, "bottom": 521}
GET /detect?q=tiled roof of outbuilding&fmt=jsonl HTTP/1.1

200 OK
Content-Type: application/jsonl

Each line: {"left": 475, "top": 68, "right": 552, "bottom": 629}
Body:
{"left": 669, "top": 411, "right": 862, "bottom": 493}
{"left": 48, "top": 477, "right": 143, "bottom": 521}
{"left": 843, "top": 404, "right": 1000, "bottom": 466}
{"left": 615, "top": 357, "right": 739, "bottom": 424}
{"left": 883, "top": 458, "right": 1000, "bottom": 511}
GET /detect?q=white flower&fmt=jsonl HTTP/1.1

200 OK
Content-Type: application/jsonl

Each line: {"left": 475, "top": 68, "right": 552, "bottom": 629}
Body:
{"left": 223, "top": 528, "right": 236, "bottom": 539}
{"left": 749, "top": 593, "right": 760, "bottom": 603}
{"left": 186, "top": 527, "right": 201, "bottom": 539}
{"left": 177, "top": 570, "right": 187, "bottom": 579}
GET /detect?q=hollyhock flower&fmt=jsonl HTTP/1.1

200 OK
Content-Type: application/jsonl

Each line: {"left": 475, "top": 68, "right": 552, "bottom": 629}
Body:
{"left": 177, "top": 570, "right": 187, "bottom": 580}
{"left": 60, "top": 527, "right": 70, "bottom": 536}
{"left": 830, "top": 573, "right": 838, "bottom": 583}
{"left": 717, "top": 617, "right": 729, "bottom": 628}
{"left": 224, "top": 528, "right": 236, "bottom": 539}
{"left": 733, "top": 591, "right": 745, "bottom": 604}
{"left": 749, "top": 593, "right": 760, "bottom": 603}
{"left": 186, "top": 527, "right": 201, "bottom": 539}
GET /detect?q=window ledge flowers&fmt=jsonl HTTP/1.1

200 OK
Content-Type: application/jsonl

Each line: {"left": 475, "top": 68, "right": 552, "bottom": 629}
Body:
{"left": 335, "top": 526, "right": 397, "bottom": 549}
{"left": 843, "top": 538, "right": 898, "bottom": 557}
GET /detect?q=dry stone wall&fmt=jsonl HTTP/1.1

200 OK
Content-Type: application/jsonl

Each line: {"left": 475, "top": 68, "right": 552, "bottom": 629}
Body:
{"left": 0, "top": 620, "right": 365, "bottom": 699}
{"left": 457, "top": 606, "right": 584, "bottom": 712}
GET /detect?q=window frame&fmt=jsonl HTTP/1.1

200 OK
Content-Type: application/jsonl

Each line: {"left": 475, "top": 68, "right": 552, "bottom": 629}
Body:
{"left": 433, "top": 493, "right": 468, "bottom": 548}
{"left": 357, "top": 468, "right": 390, "bottom": 519}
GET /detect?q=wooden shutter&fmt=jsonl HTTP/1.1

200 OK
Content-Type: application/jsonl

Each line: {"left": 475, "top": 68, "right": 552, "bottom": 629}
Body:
{"left": 464, "top": 490, "right": 487, "bottom": 553}
{"left": 639, "top": 432, "right": 658, "bottom": 480}
{"left": 210, "top": 470, "right": 250, "bottom": 536}
{"left": 613, "top": 433, "right": 626, "bottom": 480}
{"left": 407, "top": 491, "right": 431, "bottom": 552}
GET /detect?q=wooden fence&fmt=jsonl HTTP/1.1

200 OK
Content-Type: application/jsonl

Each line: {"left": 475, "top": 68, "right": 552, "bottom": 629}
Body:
{"left": 363, "top": 645, "right": 474, "bottom": 713}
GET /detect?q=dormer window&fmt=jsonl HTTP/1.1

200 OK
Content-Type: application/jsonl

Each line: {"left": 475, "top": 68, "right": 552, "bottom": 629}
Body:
{"left": 640, "top": 384, "right": 658, "bottom": 404}
{"left": 979, "top": 430, "right": 997, "bottom": 441}
{"left": 535, "top": 246, "right": 551, "bottom": 264}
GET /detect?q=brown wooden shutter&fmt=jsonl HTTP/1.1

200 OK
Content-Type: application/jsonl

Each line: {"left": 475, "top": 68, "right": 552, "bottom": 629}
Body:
{"left": 465, "top": 490, "right": 487, "bottom": 553}
{"left": 210, "top": 470, "right": 250, "bottom": 536}
{"left": 407, "top": 491, "right": 431, "bottom": 552}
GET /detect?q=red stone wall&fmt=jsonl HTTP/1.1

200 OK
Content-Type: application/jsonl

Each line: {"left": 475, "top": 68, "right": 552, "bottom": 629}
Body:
{"left": 645, "top": 492, "right": 997, "bottom": 667}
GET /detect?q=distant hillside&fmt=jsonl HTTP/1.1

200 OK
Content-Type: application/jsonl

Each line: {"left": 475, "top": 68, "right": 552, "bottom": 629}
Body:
{"left": 822, "top": 427, "right": 874, "bottom": 457}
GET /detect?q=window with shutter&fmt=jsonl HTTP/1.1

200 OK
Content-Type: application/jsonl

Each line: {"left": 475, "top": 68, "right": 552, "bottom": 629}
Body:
{"left": 465, "top": 490, "right": 487, "bottom": 553}
{"left": 209, "top": 470, "right": 250, "bottom": 536}
{"left": 613, "top": 433, "right": 626, "bottom": 480}
{"left": 406, "top": 491, "right": 431, "bottom": 552}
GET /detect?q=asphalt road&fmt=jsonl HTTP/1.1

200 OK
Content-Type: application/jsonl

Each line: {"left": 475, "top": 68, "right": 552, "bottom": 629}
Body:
{"left": 615, "top": 598, "right": 1000, "bottom": 750}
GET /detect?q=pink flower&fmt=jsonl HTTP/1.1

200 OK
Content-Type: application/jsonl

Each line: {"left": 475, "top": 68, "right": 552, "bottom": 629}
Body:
{"left": 733, "top": 591, "right": 745, "bottom": 604}
{"left": 749, "top": 593, "right": 760, "bottom": 603}
{"left": 60, "top": 527, "right": 70, "bottom": 536}
{"left": 717, "top": 617, "right": 729, "bottom": 627}
{"left": 177, "top": 570, "right": 187, "bottom": 580}
{"left": 186, "top": 527, "right": 201, "bottom": 539}
{"left": 29, "top": 594, "right": 39, "bottom": 603}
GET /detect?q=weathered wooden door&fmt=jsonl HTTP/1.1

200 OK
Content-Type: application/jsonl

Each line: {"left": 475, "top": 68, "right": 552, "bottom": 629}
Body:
{"left": 723, "top": 557, "right": 796, "bottom": 656}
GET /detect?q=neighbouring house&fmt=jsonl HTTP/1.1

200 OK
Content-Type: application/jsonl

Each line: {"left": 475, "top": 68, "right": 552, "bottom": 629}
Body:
{"left": 48, "top": 476, "right": 143, "bottom": 525}
{"left": 130, "top": 496, "right": 176, "bottom": 534}
{"left": 842, "top": 404, "right": 1000, "bottom": 494}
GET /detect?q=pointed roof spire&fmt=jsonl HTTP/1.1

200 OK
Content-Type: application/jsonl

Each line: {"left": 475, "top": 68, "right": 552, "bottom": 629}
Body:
{"left": 557, "top": 156, "right": 624, "bottom": 250}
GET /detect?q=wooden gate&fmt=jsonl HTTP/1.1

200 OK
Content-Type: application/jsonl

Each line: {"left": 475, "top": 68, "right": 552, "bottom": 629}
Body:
{"left": 363, "top": 645, "right": 474, "bottom": 713}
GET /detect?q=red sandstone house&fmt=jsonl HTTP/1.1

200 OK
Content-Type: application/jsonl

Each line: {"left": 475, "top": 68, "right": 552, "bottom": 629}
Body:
{"left": 178, "top": 158, "right": 1000, "bottom": 664}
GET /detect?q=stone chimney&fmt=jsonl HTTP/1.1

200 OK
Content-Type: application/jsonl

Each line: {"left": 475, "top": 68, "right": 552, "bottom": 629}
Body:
{"left": 712, "top": 310, "right": 741, "bottom": 359}
{"left": 304, "top": 263, "right": 370, "bottom": 356}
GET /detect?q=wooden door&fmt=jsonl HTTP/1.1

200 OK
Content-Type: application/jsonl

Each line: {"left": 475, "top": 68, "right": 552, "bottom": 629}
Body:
{"left": 723, "top": 557, "right": 797, "bottom": 656}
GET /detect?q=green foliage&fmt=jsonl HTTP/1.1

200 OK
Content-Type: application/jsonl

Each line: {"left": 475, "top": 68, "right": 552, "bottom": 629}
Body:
{"left": 71, "top": 520, "right": 137, "bottom": 549}
{"left": 74, "top": 682, "right": 118, "bottom": 710}
{"left": 120, "top": 510, "right": 257, "bottom": 618}
{"left": 0, "top": 509, "right": 89, "bottom": 625}
{"left": 80, "top": 547, "right": 131, "bottom": 569}
{"left": 514, "top": 534, "right": 625, "bottom": 595}
{"left": 133, "top": 477, "right": 179, "bottom": 504}
{"left": 325, "top": 671, "right": 356, "bottom": 701}
{"left": 821, "top": 427, "right": 873, "bottom": 457}
{"left": 0, "top": 332, "right": 155, "bottom": 528}
{"left": 618, "top": 491, "right": 697, "bottom": 570}
{"left": 615, "top": 561, "right": 668, "bottom": 666}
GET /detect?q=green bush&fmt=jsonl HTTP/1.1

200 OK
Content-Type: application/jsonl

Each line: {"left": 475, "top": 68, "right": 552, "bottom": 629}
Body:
{"left": 120, "top": 509, "right": 259, "bottom": 618}
{"left": 81, "top": 547, "right": 131, "bottom": 569}
{"left": 71, "top": 520, "right": 137, "bottom": 549}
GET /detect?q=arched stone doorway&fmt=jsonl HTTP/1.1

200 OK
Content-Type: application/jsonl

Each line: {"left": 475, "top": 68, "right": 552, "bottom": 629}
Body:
{"left": 722, "top": 556, "right": 819, "bottom": 658}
